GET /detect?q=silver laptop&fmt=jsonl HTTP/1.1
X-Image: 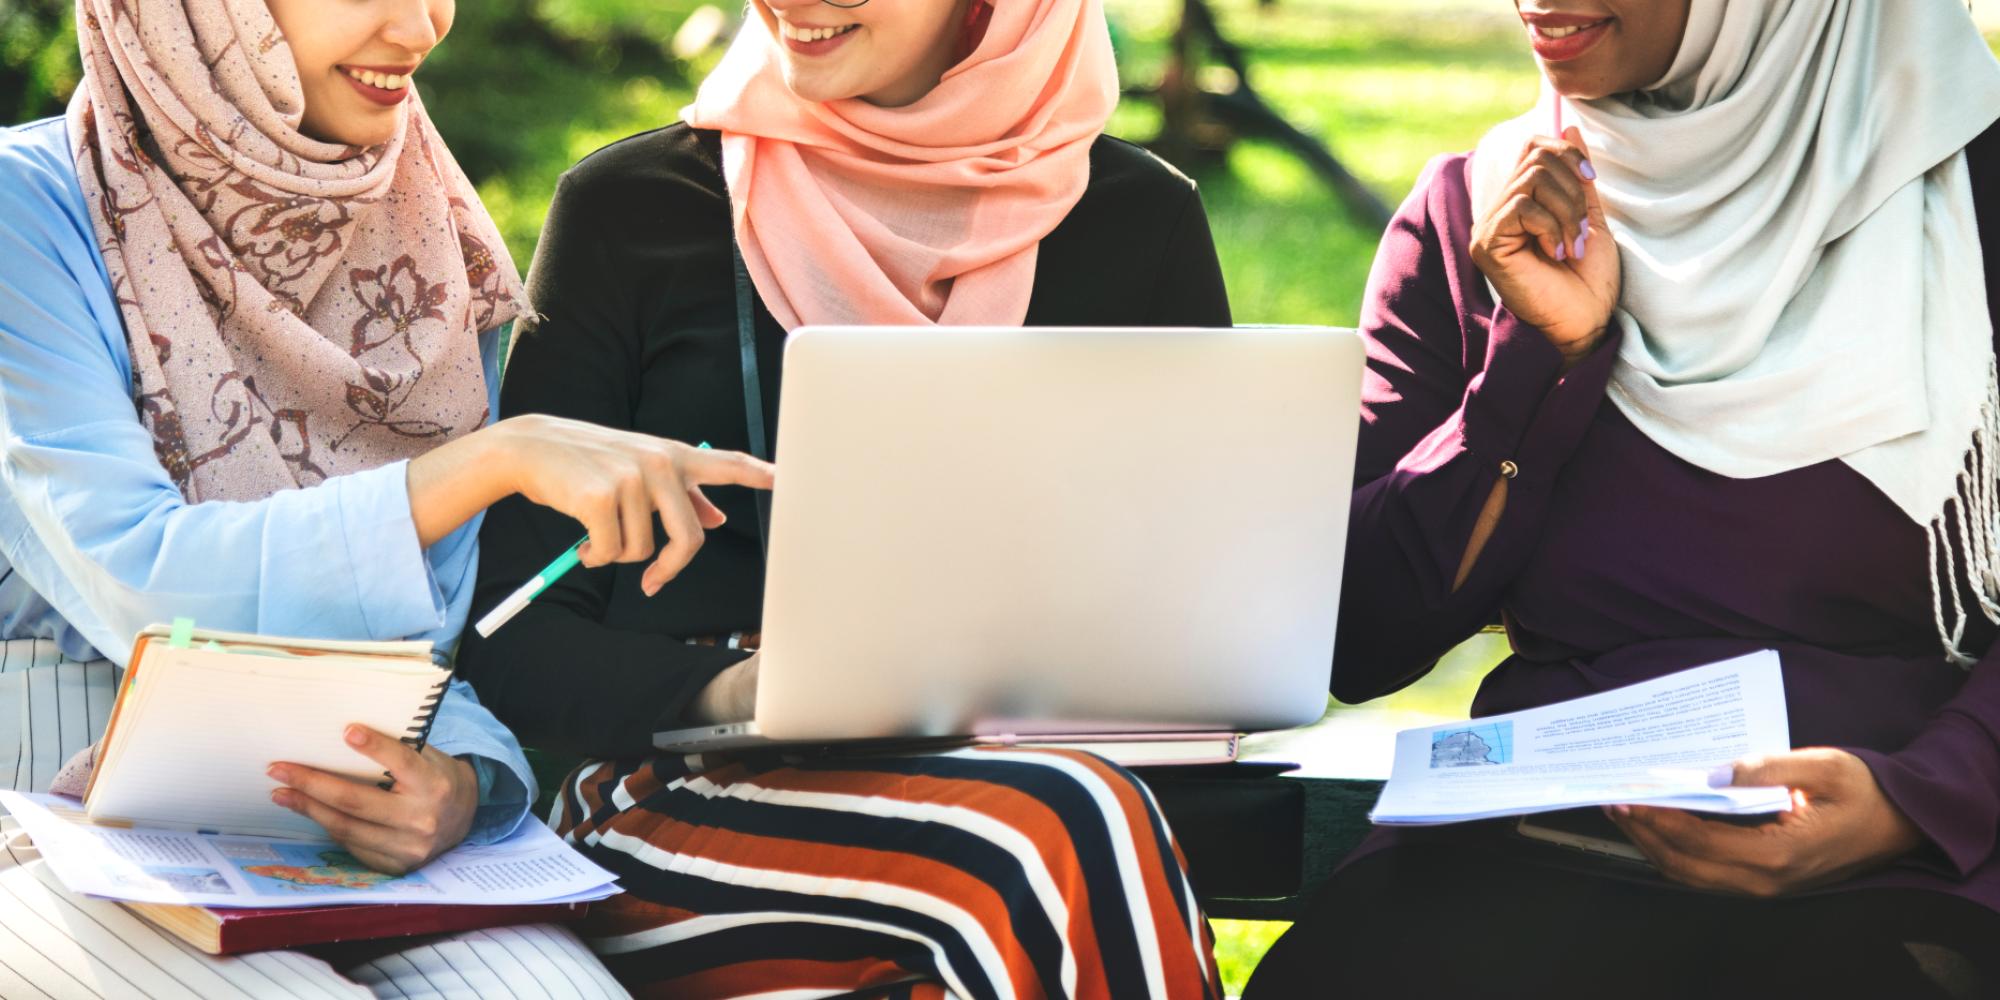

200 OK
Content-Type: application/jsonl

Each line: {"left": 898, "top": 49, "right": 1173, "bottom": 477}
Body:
{"left": 654, "top": 325, "right": 1363, "bottom": 752}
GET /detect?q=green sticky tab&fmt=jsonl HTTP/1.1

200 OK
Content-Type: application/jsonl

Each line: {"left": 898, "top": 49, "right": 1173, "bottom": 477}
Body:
{"left": 169, "top": 617, "right": 195, "bottom": 649}
{"left": 698, "top": 441, "right": 713, "bottom": 449}
{"left": 202, "top": 640, "right": 225, "bottom": 652}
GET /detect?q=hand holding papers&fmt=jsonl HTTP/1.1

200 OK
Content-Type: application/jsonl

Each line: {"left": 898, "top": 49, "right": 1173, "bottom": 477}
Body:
{"left": 1370, "top": 651, "right": 1793, "bottom": 825}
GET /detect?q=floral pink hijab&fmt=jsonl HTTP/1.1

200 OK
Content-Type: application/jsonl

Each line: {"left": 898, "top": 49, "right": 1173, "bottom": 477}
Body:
{"left": 66, "top": 0, "right": 526, "bottom": 503}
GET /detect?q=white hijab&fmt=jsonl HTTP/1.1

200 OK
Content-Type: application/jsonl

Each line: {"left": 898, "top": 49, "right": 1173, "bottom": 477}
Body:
{"left": 1472, "top": 0, "right": 2000, "bottom": 663}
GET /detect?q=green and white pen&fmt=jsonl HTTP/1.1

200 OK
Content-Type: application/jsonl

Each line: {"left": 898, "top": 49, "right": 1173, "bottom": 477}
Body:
{"left": 475, "top": 442, "right": 713, "bottom": 638}
{"left": 473, "top": 535, "right": 584, "bottom": 637}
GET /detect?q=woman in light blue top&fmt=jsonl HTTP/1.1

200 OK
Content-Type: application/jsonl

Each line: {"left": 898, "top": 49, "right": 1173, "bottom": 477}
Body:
{"left": 0, "top": 0, "right": 770, "bottom": 888}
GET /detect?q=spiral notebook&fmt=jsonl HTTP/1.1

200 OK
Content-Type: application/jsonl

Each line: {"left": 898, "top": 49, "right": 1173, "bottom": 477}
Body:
{"left": 84, "top": 622, "right": 449, "bottom": 841}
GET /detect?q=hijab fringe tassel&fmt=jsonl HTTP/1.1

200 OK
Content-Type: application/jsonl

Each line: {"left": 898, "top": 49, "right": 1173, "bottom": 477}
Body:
{"left": 1928, "top": 356, "right": 2000, "bottom": 668}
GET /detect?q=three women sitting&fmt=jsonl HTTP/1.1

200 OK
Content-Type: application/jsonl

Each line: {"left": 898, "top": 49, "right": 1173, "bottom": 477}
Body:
{"left": 7, "top": 0, "right": 2000, "bottom": 995}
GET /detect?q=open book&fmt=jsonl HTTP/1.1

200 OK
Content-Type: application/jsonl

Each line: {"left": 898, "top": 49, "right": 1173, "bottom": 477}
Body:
{"left": 84, "top": 622, "right": 450, "bottom": 840}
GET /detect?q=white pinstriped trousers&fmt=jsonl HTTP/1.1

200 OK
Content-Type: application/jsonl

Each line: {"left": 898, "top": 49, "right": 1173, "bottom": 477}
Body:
{"left": 0, "top": 638, "right": 630, "bottom": 1000}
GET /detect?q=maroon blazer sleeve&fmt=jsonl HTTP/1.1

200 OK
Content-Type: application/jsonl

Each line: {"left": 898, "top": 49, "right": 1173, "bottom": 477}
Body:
{"left": 1846, "top": 657, "right": 2000, "bottom": 877}
{"left": 1331, "top": 154, "right": 1618, "bottom": 703}
{"left": 1842, "top": 122, "right": 2000, "bottom": 878}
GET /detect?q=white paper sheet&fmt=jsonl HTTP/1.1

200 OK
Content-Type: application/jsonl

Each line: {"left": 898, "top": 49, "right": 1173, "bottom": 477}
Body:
{"left": 0, "top": 791, "right": 620, "bottom": 909}
{"left": 1370, "top": 651, "right": 1795, "bottom": 825}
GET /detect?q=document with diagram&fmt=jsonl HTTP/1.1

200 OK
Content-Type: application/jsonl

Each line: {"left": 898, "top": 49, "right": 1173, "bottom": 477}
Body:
{"left": 1370, "top": 650, "right": 1794, "bottom": 825}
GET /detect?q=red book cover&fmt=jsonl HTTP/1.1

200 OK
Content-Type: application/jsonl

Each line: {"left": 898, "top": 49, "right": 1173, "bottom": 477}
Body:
{"left": 125, "top": 899, "right": 591, "bottom": 955}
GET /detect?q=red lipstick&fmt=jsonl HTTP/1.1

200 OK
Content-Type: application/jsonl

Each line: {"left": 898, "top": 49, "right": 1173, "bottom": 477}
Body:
{"left": 1520, "top": 12, "right": 1613, "bottom": 63}
{"left": 338, "top": 65, "right": 417, "bottom": 107}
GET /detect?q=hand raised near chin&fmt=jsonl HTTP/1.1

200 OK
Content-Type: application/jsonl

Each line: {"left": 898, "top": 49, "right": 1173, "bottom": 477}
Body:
{"left": 1470, "top": 126, "right": 1620, "bottom": 369}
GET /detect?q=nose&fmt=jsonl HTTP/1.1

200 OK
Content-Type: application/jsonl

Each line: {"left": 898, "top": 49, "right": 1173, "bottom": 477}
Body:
{"left": 381, "top": 0, "right": 449, "bottom": 57}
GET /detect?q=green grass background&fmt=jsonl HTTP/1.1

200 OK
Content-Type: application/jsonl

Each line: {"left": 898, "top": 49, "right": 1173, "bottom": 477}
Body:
{"left": 454, "top": 0, "right": 2000, "bottom": 334}
{"left": 462, "top": 0, "right": 1547, "bottom": 332}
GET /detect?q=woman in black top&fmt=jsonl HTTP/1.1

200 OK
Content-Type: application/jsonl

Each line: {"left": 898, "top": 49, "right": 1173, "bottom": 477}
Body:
{"left": 459, "top": 0, "right": 1229, "bottom": 992}
{"left": 466, "top": 128, "right": 1227, "bottom": 754}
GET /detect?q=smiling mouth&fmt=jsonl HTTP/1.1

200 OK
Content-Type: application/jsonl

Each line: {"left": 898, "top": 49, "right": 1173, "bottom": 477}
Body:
{"left": 340, "top": 66, "right": 412, "bottom": 91}
{"left": 1522, "top": 16, "right": 1613, "bottom": 62}
{"left": 778, "top": 22, "right": 859, "bottom": 43}
{"left": 1535, "top": 21, "right": 1603, "bottom": 39}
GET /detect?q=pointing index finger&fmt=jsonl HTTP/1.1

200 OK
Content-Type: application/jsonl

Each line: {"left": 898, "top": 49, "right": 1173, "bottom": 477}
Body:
{"left": 683, "top": 447, "right": 775, "bottom": 490}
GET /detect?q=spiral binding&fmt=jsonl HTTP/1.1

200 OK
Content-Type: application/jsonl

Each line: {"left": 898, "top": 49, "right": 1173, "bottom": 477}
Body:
{"left": 377, "top": 673, "right": 451, "bottom": 790}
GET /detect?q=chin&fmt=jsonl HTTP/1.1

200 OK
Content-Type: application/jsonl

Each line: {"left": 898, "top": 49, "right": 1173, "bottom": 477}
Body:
{"left": 324, "top": 114, "right": 402, "bottom": 149}
{"left": 781, "top": 78, "right": 842, "bottom": 103}
{"left": 299, "top": 124, "right": 393, "bottom": 148}
{"left": 333, "top": 128, "right": 398, "bottom": 148}
{"left": 779, "top": 63, "right": 865, "bottom": 104}
{"left": 1541, "top": 65, "right": 1619, "bottom": 102}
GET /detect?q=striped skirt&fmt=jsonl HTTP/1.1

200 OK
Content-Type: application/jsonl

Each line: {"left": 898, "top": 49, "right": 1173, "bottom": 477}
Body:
{"left": 554, "top": 747, "right": 1221, "bottom": 1000}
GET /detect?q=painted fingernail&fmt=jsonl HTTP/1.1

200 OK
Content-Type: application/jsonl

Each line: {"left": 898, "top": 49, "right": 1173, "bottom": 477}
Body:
{"left": 1555, "top": 242, "right": 1568, "bottom": 262}
{"left": 345, "top": 725, "right": 366, "bottom": 746}
{"left": 1580, "top": 217, "right": 1592, "bottom": 238}
{"left": 1707, "top": 763, "right": 1736, "bottom": 788}
{"left": 1579, "top": 159, "right": 1597, "bottom": 180}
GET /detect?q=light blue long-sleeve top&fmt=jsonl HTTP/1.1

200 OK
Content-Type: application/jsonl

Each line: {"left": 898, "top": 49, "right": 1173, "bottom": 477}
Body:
{"left": 0, "top": 117, "right": 534, "bottom": 843}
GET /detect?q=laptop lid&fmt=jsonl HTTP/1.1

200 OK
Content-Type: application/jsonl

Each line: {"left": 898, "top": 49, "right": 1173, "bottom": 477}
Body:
{"left": 753, "top": 326, "right": 1363, "bottom": 741}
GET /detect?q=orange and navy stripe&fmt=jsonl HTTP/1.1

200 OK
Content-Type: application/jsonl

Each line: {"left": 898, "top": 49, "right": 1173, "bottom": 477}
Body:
{"left": 554, "top": 746, "right": 1221, "bottom": 1000}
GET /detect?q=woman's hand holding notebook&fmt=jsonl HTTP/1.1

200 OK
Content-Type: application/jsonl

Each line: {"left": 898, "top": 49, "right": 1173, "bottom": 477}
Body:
{"left": 83, "top": 620, "right": 450, "bottom": 841}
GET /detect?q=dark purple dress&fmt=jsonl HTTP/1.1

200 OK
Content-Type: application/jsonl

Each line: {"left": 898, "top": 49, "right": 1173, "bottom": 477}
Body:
{"left": 1333, "top": 121, "right": 2000, "bottom": 914}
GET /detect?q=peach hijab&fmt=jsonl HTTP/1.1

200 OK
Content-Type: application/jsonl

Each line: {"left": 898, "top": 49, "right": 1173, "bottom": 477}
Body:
{"left": 683, "top": 0, "right": 1118, "bottom": 329}
{"left": 67, "top": 0, "right": 526, "bottom": 504}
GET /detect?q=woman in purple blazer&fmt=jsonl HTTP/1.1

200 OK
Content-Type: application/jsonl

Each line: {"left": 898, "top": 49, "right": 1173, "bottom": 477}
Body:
{"left": 1248, "top": 2, "right": 2000, "bottom": 996}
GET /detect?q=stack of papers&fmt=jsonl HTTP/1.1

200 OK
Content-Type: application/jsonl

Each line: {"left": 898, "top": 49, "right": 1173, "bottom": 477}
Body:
{"left": 0, "top": 791, "right": 619, "bottom": 908}
{"left": 1370, "top": 651, "right": 1794, "bottom": 825}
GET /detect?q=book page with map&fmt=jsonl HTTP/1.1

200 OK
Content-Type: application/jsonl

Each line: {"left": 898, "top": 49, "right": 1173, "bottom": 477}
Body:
{"left": 0, "top": 792, "right": 619, "bottom": 909}
{"left": 1370, "top": 650, "right": 1794, "bottom": 825}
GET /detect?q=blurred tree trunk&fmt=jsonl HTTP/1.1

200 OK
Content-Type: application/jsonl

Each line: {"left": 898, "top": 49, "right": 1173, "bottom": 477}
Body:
{"left": 1143, "top": 0, "right": 1392, "bottom": 230}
